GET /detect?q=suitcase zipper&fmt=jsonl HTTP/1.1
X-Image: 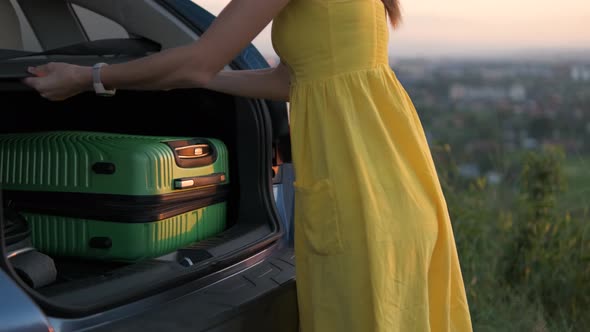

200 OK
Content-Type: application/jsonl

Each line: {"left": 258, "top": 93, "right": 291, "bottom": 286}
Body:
{"left": 3, "top": 184, "right": 231, "bottom": 223}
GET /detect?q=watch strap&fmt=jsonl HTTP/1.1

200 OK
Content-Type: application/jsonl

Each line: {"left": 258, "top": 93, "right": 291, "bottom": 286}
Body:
{"left": 92, "top": 62, "right": 116, "bottom": 96}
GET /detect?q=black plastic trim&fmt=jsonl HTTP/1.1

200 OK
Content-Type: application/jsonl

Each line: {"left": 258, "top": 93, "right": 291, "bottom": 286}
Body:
{"left": 92, "top": 162, "right": 116, "bottom": 175}
{"left": 0, "top": 37, "right": 162, "bottom": 61}
{"left": 79, "top": 249, "right": 297, "bottom": 332}
{"left": 89, "top": 237, "right": 113, "bottom": 249}
{"left": 2, "top": 207, "right": 31, "bottom": 245}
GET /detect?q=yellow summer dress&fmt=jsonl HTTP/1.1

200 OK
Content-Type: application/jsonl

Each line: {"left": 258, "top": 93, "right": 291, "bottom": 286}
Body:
{"left": 271, "top": 0, "right": 473, "bottom": 331}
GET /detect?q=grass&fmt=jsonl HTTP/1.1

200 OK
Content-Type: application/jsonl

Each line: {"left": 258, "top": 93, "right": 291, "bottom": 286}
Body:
{"left": 436, "top": 146, "right": 590, "bottom": 332}
{"left": 559, "top": 155, "right": 590, "bottom": 216}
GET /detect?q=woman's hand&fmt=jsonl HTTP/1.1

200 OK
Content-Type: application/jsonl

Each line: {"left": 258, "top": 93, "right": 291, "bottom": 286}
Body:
{"left": 23, "top": 62, "right": 92, "bottom": 101}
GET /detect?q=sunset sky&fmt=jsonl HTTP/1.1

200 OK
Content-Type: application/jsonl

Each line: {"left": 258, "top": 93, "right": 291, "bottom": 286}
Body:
{"left": 195, "top": 0, "right": 590, "bottom": 58}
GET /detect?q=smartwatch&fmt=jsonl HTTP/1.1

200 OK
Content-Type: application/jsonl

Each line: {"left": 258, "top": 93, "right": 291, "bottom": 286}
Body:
{"left": 92, "top": 62, "right": 116, "bottom": 96}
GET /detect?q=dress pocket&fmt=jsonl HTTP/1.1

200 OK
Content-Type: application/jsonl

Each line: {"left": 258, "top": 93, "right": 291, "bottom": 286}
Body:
{"left": 294, "top": 179, "right": 344, "bottom": 255}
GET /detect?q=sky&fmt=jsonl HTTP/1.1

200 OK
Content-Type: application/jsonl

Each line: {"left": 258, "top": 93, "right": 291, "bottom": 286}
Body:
{"left": 194, "top": 0, "right": 590, "bottom": 59}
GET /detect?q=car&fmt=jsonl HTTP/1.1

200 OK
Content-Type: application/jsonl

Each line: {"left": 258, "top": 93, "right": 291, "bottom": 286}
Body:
{"left": 0, "top": 1, "right": 298, "bottom": 331}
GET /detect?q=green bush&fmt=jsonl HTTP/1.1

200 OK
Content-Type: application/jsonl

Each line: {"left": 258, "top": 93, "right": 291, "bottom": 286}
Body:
{"left": 435, "top": 145, "right": 590, "bottom": 331}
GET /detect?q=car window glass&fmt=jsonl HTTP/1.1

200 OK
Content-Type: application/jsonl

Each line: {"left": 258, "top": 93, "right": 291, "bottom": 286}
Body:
{"left": 1, "top": 0, "right": 42, "bottom": 51}
{"left": 72, "top": 4, "right": 129, "bottom": 40}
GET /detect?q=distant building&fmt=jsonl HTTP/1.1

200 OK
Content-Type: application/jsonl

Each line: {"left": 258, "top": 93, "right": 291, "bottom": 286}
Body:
{"left": 571, "top": 65, "right": 590, "bottom": 81}
{"left": 542, "top": 139, "right": 582, "bottom": 152}
{"left": 449, "top": 84, "right": 466, "bottom": 100}
{"left": 521, "top": 137, "right": 539, "bottom": 150}
{"left": 480, "top": 68, "right": 514, "bottom": 81}
{"left": 509, "top": 84, "right": 527, "bottom": 101}
{"left": 458, "top": 163, "right": 480, "bottom": 179}
{"left": 486, "top": 171, "right": 502, "bottom": 185}
{"left": 479, "top": 65, "right": 554, "bottom": 81}
{"left": 465, "top": 140, "right": 500, "bottom": 154}
{"left": 392, "top": 60, "right": 435, "bottom": 82}
{"left": 449, "top": 83, "right": 527, "bottom": 102}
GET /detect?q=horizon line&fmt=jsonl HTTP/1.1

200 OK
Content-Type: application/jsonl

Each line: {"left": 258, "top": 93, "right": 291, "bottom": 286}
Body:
{"left": 258, "top": 47, "right": 590, "bottom": 62}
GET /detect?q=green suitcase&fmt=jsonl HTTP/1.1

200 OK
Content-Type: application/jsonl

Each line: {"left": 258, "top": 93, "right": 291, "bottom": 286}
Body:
{"left": 0, "top": 131, "right": 230, "bottom": 262}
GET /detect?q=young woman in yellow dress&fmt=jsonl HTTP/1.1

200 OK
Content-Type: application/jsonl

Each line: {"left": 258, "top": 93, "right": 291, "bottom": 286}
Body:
{"left": 24, "top": 0, "right": 473, "bottom": 330}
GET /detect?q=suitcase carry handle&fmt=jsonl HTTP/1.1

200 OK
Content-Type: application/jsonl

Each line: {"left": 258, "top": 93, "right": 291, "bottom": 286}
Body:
{"left": 164, "top": 139, "right": 218, "bottom": 168}
{"left": 175, "top": 144, "right": 211, "bottom": 159}
{"left": 173, "top": 172, "right": 227, "bottom": 190}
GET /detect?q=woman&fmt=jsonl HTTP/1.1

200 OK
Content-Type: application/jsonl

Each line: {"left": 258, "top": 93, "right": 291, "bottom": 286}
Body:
{"left": 24, "top": 0, "right": 473, "bottom": 331}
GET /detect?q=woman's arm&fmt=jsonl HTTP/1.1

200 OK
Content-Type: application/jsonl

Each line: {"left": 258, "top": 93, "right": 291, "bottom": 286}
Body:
{"left": 23, "top": 0, "right": 291, "bottom": 101}
{"left": 204, "top": 62, "right": 291, "bottom": 102}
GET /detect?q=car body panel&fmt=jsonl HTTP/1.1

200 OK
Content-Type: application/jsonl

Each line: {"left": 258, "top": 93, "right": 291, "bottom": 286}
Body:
{"left": 0, "top": 269, "right": 52, "bottom": 332}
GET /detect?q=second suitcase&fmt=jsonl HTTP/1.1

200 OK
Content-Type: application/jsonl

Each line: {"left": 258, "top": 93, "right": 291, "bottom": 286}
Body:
{"left": 0, "top": 131, "right": 230, "bottom": 262}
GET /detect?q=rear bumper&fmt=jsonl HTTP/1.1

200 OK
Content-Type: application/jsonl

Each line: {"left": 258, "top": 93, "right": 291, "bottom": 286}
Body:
{"left": 49, "top": 248, "right": 298, "bottom": 332}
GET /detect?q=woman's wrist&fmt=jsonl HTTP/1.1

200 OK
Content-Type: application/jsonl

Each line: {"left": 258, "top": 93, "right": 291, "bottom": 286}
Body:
{"left": 74, "top": 65, "right": 93, "bottom": 92}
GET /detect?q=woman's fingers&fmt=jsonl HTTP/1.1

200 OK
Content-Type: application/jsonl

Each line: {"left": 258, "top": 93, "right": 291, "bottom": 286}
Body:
{"left": 21, "top": 62, "right": 88, "bottom": 101}
{"left": 23, "top": 63, "right": 52, "bottom": 91}
{"left": 23, "top": 63, "right": 57, "bottom": 91}
{"left": 29, "top": 63, "right": 56, "bottom": 76}
{"left": 22, "top": 75, "right": 42, "bottom": 90}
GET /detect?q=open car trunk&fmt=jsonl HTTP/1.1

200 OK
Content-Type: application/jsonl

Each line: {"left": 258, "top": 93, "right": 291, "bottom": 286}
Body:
{"left": 0, "top": 56, "right": 282, "bottom": 317}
